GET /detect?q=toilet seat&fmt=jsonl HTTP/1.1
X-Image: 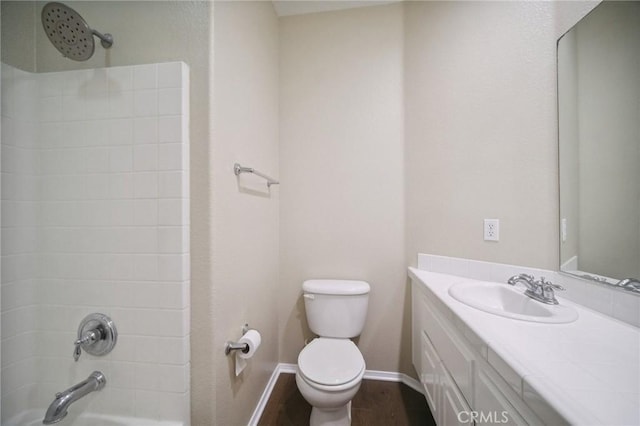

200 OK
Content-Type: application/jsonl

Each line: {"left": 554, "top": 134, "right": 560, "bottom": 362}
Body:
{"left": 298, "top": 338, "right": 365, "bottom": 387}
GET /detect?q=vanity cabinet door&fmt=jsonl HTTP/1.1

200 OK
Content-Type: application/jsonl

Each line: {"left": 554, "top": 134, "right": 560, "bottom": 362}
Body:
{"left": 418, "top": 287, "right": 475, "bottom": 404}
{"left": 420, "top": 331, "right": 440, "bottom": 415}
{"left": 474, "top": 369, "right": 526, "bottom": 426}
{"left": 439, "top": 363, "right": 474, "bottom": 426}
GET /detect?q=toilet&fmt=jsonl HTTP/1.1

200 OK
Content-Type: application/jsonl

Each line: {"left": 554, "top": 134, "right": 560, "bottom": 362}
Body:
{"left": 296, "top": 279, "right": 370, "bottom": 426}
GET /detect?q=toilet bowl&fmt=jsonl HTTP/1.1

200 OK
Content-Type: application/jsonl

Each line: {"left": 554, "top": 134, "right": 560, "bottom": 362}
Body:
{"left": 296, "top": 279, "right": 370, "bottom": 425}
{"left": 296, "top": 337, "right": 365, "bottom": 426}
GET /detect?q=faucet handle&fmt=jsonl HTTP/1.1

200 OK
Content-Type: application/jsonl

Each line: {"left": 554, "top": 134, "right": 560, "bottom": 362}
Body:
{"left": 73, "top": 343, "right": 82, "bottom": 362}
{"left": 73, "top": 329, "right": 100, "bottom": 362}
{"left": 539, "top": 277, "right": 565, "bottom": 291}
{"left": 538, "top": 278, "right": 563, "bottom": 305}
{"left": 72, "top": 314, "right": 117, "bottom": 362}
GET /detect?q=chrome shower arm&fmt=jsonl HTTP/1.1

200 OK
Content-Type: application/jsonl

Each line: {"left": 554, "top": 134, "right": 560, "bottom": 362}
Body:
{"left": 91, "top": 29, "right": 113, "bottom": 48}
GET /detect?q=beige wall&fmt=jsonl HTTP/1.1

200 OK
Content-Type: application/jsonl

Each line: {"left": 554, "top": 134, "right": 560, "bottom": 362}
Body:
{"left": 405, "top": 1, "right": 597, "bottom": 272}
{"left": 210, "top": 2, "right": 280, "bottom": 425}
{"left": 279, "top": 4, "right": 408, "bottom": 373}
{"left": 278, "top": 0, "right": 598, "bottom": 379}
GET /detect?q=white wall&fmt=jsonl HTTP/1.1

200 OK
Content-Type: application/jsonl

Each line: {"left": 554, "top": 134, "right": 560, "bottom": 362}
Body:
{"left": 1, "top": 62, "right": 191, "bottom": 423}
{"left": 279, "top": 3, "right": 407, "bottom": 373}
{"left": 208, "top": 2, "right": 280, "bottom": 425}
{"left": 1, "top": 64, "right": 39, "bottom": 421}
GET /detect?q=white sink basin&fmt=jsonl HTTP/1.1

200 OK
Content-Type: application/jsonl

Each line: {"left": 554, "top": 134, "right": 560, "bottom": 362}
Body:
{"left": 448, "top": 282, "right": 578, "bottom": 323}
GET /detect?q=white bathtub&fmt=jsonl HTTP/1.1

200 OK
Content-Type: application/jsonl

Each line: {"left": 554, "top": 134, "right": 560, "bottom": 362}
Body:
{"left": 6, "top": 410, "right": 184, "bottom": 426}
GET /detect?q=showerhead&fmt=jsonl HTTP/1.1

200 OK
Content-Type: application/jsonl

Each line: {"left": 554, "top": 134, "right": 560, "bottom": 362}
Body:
{"left": 41, "top": 2, "right": 113, "bottom": 61}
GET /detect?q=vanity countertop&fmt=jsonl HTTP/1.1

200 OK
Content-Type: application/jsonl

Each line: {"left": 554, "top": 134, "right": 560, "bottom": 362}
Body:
{"left": 409, "top": 267, "right": 640, "bottom": 426}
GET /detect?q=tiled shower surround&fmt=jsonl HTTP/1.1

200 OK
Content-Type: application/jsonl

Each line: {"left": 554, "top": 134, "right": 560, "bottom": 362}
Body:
{"left": 1, "top": 62, "right": 190, "bottom": 424}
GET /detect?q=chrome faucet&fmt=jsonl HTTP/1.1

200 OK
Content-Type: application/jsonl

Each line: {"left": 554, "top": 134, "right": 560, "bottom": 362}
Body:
{"left": 507, "top": 274, "right": 565, "bottom": 305}
{"left": 616, "top": 278, "right": 640, "bottom": 293}
{"left": 43, "top": 371, "right": 106, "bottom": 424}
{"left": 507, "top": 274, "right": 537, "bottom": 291}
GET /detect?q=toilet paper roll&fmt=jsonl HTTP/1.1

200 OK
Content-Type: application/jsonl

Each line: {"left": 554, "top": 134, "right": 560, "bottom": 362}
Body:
{"left": 235, "top": 329, "right": 261, "bottom": 376}
{"left": 237, "top": 329, "right": 261, "bottom": 359}
{"left": 235, "top": 355, "right": 247, "bottom": 376}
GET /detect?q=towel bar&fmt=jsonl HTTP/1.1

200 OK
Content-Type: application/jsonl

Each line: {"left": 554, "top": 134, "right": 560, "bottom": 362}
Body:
{"left": 234, "top": 163, "right": 279, "bottom": 188}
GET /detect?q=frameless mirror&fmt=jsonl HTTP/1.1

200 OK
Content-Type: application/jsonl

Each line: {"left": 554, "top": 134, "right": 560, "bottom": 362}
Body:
{"left": 558, "top": 1, "right": 640, "bottom": 288}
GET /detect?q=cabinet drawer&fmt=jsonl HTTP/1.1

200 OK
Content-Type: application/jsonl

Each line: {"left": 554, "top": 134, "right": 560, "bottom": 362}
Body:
{"left": 418, "top": 289, "right": 475, "bottom": 405}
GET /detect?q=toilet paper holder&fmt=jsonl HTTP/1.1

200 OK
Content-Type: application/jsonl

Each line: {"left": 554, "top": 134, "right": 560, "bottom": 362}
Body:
{"left": 224, "top": 324, "right": 251, "bottom": 356}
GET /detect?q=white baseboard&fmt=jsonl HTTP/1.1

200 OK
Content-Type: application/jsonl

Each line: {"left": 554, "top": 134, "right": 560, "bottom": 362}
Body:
{"left": 362, "top": 369, "right": 424, "bottom": 395}
{"left": 277, "top": 362, "right": 297, "bottom": 374}
{"left": 247, "top": 363, "right": 289, "bottom": 426}
{"left": 247, "top": 363, "right": 424, "bottom": 426}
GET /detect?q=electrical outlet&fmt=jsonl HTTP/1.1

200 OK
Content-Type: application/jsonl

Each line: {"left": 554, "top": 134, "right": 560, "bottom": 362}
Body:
{"left": 484, "top": 219, "right": 499, "bottom": 241}
{"left": 561, "top": 218, "right": 567, "bottom": 243}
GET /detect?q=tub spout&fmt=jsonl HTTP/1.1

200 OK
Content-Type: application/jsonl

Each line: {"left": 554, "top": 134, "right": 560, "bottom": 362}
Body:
{"left": 43, "top": 371, "right": 106, "bottom": 424}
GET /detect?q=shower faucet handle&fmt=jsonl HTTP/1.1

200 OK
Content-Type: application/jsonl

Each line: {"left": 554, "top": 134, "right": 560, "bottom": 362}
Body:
{"left": 72, "top": 313, "right": 118, "bottom": 362}
{"left": 73, "top": 329, "right": 101, "bottom": 362}
{"left": 73, "top": 344, "right": 82, "bottom": 362}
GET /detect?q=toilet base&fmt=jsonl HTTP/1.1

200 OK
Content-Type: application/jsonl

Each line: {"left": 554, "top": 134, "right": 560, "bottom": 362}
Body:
{"left": 310, "top": 401, "right": 351, "bottom": 426}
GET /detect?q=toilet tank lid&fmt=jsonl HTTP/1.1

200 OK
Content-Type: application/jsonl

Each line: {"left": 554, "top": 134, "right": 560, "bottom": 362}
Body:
{"left": 303, "top": 280, "right": 370, "bottom": 295}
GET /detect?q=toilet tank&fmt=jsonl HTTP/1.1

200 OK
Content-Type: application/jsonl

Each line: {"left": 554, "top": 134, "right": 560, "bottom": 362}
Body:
{"left": 302, "top": 279, "right": 370, "bottom": 338}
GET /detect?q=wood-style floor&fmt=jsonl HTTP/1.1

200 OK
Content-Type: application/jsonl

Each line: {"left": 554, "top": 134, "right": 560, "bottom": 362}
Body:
{"left": 258, "top": 373, "right": 436, "bottom": 426}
